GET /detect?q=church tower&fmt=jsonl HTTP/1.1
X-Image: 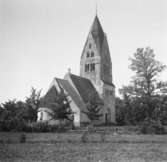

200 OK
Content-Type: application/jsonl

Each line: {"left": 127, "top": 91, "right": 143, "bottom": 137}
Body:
{"left": 80, "top": 15, "right": 115, "bottom": 123}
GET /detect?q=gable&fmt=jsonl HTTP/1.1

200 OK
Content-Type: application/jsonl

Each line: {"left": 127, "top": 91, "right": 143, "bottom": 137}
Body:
{"left": 40, "top": 86, "right": 58, "bottom": 108}
{"left": 81, "top": 33, "right": 100, "bottom": 60}
{"left": 55, "top": 78, "right": 86, "bottom": 112}
{"left": 81, "top": 16, "right": 105, "bottom": 59}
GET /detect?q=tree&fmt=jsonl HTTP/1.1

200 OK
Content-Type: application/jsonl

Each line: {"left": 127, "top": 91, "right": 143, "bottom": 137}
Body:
{"left": 0, "top": 99, "right": 28, "bottom": 131}
{"left": 120, "top": 47, "right": 166, "bottom": 97}
{"left": 115, "top": 97, "right": 127, "bottom": 125}
{"left": 81, "top": 93, "right": 103, "bottom": 142}
{"left": 25, "top": 87, "right": 42, "bottom": 121}
{"left": 0, "top": 99, "right": 18, "bottom": 121}
{"left": 83, "top": 92, "right": 103, "bottom": 126}
{"left": 119, "top": 47, "right": 167, "bottom": 123}
{"left": 49, "top": 90, "right": 73, "bottom": 127}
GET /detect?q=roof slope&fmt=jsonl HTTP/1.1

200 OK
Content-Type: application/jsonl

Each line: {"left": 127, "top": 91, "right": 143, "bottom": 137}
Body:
{"left": 69, "top": 73, "right": 101, "bottom": 103}
{"left": 55, "top": 78, "right": 86, "bottom": 111}
{"left": 40, "top": 77, "right": 87, "bottom": 111}
{"left": 40, "top": 86, "right": 58, "bottom": 108}
{"left": 90, "top": 15, "right": 104, "bottom": 51}
{"left": 81, "top": 15, "right": 105, "bottom": 59}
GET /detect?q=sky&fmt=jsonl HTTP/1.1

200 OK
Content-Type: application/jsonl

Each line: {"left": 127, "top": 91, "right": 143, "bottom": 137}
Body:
{"left": 0, "top": 0, "right": 167, "bottom": 103}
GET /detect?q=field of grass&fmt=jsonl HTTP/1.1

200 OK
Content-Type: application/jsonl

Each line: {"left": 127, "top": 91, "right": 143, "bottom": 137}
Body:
{"left": 1, "top": 129, "right": 167, "bottom": 162}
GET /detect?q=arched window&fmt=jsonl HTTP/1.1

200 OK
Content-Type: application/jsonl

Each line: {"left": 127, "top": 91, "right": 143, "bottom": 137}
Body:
{"left": 91, "top": 51, "right": 94, "bottom": 57}
{"left": 90, "top": 63, "right": 95, "bottom": 71}
{"left": 85, "top": 64, "right": 89, "bottom": 72}
{"left": 89, "top": 43, "right": 92, "bottom": 49}
{"left": 110, "top": 90, "right": 113, "bottom": 96}
{"left": 87, "top": 51, "right": 90, "bottom": 58}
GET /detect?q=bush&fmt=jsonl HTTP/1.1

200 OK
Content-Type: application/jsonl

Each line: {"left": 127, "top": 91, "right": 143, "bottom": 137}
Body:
{"left": 140, "top": 118, "right": 166, "bottom": 134}
{"left": 0, "top": 119, "right": 68, "bottom": 133}
{"left": 30, "top": 122, "right": 50, "bottom": 132}
{"left": 26, "top": 122, "right": 60, "bottom": 132}
{"left": 0, "top": 118, "right": 27, "bottom": 132}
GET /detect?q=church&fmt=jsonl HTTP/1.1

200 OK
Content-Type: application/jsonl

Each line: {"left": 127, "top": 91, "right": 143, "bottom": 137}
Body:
{"left": 37, "top": 15, "right": 115, "bottom": 127}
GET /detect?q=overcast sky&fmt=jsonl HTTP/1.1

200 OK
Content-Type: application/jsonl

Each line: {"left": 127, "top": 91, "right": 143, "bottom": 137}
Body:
{"left": 0, "top": 0, "right": 167, "bottom": 102}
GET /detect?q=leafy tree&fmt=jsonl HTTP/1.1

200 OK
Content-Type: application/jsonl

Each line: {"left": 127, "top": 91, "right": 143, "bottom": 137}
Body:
{"left": 81, "top": 93, "right": 103, "bottom": 142}
{"left": 0, "top": 99, "right": 17, "bottom": 121}
{"left": 49, "top": 90, "right": 73, "bottom": 126}
{"left": 119, "top": 47, "right": 167, "bottom": 124}
{"left": 0, "top": 87, "right": 42, "bottom": 131}
{"left": 0, "top": 100, "right": 28, "bottom": 131}
{"left": 83, "top": 93, "right": 103, "bottom": 126}
{"left": 120, "top": 47, "right": 166, "bottom": 97}
{"left": 115, "top": 97, "right": 127, "bottom": 125}
{"left": 25, "top": 87, "right": 42, "bottom": 121}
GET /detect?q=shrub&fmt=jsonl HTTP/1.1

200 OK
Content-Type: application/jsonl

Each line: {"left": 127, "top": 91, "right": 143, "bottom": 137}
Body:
{"left": 30, "top": 122, "right": 50, "bottom": 132}
{"left": 140, "top": 118, "right": 166, "bottom": 134}
{"left": 0, "top": 119, "right": 68, "bottom": 133}
{"left": 25, "top": 122, "right": 66, "bottom": 133}
{"left": 0, "top": 118, "right": 27, "bottom": 132}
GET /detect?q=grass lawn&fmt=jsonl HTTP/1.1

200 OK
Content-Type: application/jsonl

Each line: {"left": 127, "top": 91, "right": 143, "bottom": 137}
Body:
{"left": 1, "top": 131, "right": 167, "bottom": 162}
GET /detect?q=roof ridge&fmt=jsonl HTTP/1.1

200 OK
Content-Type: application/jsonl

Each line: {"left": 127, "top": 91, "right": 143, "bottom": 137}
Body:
{"left": 69, "top": 73, "right": 91, "bottom": 81}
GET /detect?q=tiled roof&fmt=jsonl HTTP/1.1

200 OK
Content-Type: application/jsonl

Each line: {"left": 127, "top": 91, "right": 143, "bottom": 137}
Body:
{"left": 55, "top": 78, "right": 86, "bottom": 111}
{"left": 69, "top": 73, "right": 101, "bottom": 103}
{"left": 40, "top": 73, "right": 103, "bottom": 111}
{"left": 40, "top": 86, "right": 58, "bottom": 108}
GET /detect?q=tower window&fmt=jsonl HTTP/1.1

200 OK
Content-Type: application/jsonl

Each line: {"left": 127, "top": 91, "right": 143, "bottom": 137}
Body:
{"left": 89, "top": 43, "right": 92, "bottom": 49}
{"left": 90, "top": 63, "right": 95, "bottom": 71}
{"left": 104, "top": 89, "right": 113, "bottom": 96}
{"left": 91, "top": 51, "right": 94, "bottom": 57}
{"left": 105, "top": 89, "right": 108, "bottom": 96}
{"left": 87, "top": 51, "right": 90, "bottom": 58}
{"left": 110, "top": 90, "right": 113, "bottom": 96}
{"left": 85, "top": 64, "right": 89, "bottom": 72}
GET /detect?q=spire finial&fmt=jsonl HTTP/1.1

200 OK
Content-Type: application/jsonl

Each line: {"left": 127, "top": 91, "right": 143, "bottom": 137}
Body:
{"left": 96, "top": 2, "right": 98, "bottom": 16}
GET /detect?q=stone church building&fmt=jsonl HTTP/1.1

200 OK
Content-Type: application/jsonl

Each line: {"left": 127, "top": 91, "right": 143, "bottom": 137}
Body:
{"left": 37, "top": 15, "right": 115, "bottom": 127}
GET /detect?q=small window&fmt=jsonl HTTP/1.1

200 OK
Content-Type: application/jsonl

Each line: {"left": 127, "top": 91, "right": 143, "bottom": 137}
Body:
{"left": 110, "top": 90, "right": 113, "bottom": 96}
{"left": 85, "top": 64, "right": 89, "bottom": 72}
{"left": 89, "top": 43, "right": 92, "bottom": 49}
{"left": 105, "top": 89, "right": 108, "bottom": 96}
{"left": 90, "top": 63, "right": 95, "bottom": 71}
{"left": 91, "top": 51, "right": 94, "bottom": 57}
{"left": 104, "top": 90, "right": 113, "bottom": 96}
{"left": 87, "top": 52, "right": 89, "bottom": 57}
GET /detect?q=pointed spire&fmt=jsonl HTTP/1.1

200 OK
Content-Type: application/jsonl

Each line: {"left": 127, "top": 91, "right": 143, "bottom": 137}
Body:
{"left": 90, "top": 14, "right": 104, "bottom": 50}
{"left": 96, "top": 2, "right": 98, "bottom": 16}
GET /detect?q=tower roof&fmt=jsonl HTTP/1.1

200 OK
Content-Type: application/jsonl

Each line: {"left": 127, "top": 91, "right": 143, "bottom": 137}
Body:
{"left": 90, "top": 15, "right": 104, "bottom": 51}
